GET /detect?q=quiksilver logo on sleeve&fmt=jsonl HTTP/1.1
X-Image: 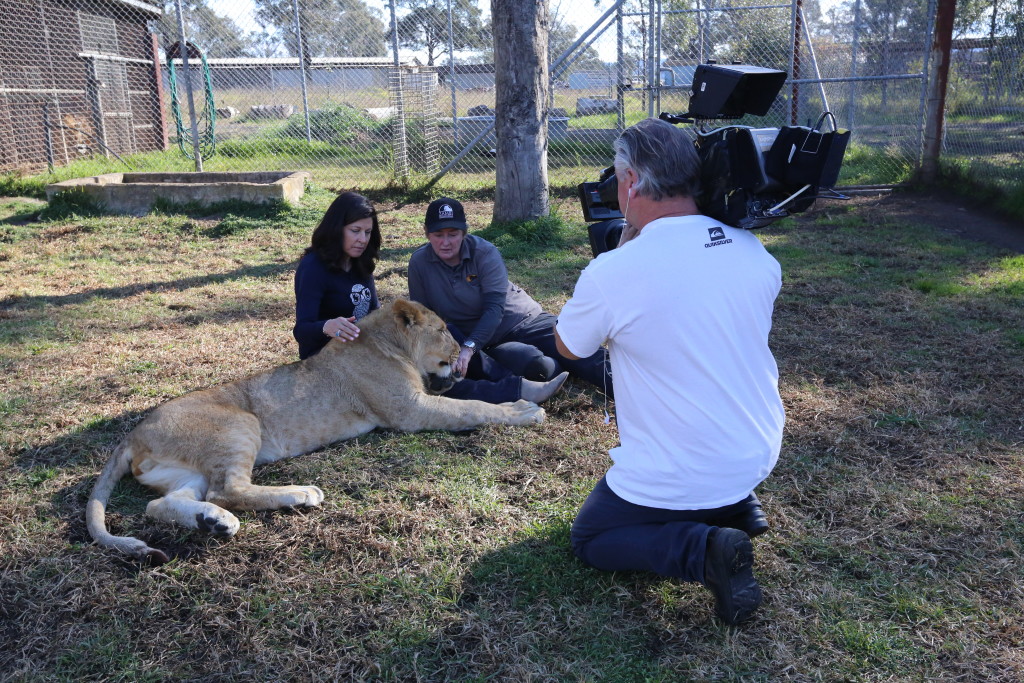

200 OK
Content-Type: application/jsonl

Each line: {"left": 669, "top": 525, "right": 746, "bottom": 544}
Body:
{"left": 705, "top": 226, "right": 732, "bottom": 248}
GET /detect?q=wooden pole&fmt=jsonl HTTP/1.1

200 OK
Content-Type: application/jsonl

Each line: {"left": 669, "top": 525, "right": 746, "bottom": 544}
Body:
{"left": 920, "top": 0, "right": 957, "bottom": 184}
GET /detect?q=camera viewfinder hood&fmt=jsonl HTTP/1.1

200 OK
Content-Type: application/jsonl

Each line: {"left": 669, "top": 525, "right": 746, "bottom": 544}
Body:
{"left": 687, "top": 64, "right": 787, "bottom": 119}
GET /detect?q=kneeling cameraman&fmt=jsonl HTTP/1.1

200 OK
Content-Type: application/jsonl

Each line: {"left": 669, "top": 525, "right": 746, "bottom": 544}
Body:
{"left": 554, "top": 118, "right": 785, "bottom": 625}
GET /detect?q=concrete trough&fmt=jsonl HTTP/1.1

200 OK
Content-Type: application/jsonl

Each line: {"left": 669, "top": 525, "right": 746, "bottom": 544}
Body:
{"left": 45, "top": 171, "right": 311, "bottom": 216}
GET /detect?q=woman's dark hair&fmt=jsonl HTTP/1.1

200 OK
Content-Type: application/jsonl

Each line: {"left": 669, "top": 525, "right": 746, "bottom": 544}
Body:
{"left": 306, "top": 191, "right": 382, "bottom": 278}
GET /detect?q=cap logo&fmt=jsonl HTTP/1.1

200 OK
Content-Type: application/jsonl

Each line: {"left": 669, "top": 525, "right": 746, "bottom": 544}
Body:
{"left": 439, "top": 204, "right": 454, "bottom": 220}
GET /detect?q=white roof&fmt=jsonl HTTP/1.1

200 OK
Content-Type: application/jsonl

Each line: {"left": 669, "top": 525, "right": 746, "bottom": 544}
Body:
{"left": 191, "top": 57, "right": 417, "bottom": 68}
{"left": 108, "top": 0, "right": 162, "bottom": 15}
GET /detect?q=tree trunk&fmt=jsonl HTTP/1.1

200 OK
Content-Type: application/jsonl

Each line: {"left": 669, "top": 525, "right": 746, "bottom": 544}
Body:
{"left": 491, "top": 0, "right": 549, "bottom": 223}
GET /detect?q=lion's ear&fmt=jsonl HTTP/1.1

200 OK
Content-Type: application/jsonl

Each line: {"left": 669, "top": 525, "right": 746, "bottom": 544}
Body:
{"left": 392, "top": 298, "right": 423, "bottom": 327}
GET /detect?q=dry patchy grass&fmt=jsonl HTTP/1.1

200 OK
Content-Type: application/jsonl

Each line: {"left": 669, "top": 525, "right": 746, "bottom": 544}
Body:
{"left": 1, "top": 190, "right": 1023, "bottom": 681}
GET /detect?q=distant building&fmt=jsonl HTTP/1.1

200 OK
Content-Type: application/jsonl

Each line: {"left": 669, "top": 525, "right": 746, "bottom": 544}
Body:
{"left": 660, "top": 58, "right": 700, "bottom": 89}
{"left": 438, "top": 64, "right": 495, "bottom": 90}
{"left": 0, "top": 0, "right": 166, "bottom": 174}
{"left": 568, "top": 71, "right": 615, "bottom": 90}
{"left": 178, "top": 57, "right": 428, "bottom": 92}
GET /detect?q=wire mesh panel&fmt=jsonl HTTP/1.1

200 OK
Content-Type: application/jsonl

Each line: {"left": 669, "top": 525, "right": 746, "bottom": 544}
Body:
{"left": 794, "top": 0, "right": 936, "bottom": 186}
{"left": 944, "top": 19, "right": 1024, "bottom": 194}
{"left": 1, "top": 0, "right": 1019, "bottom": 197}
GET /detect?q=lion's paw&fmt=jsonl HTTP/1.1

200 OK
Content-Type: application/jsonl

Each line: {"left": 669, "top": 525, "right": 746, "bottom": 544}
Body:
{"left": 509, "top": 400, "right": 545, "bottom": 425}
{"left": 288, "top": 485, "right": 325, "bottom": 508}
{"left": 302, "top": 485, "right": 325, "bottom": 507}
{"left": 195, "top": 511, "right": 240, "bottom": 537}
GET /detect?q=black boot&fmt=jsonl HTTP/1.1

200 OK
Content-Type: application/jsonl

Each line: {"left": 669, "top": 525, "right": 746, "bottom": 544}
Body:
{"left": 703, "top": 528, "right": 762, "bottom": 625}
{"left": 720, "top": 498, "right": 769, "bottom": 538}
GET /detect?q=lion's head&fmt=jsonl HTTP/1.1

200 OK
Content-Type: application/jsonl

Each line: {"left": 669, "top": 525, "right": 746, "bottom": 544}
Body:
{"left": 388, "top": 299, "right": 461, "bottom": 391}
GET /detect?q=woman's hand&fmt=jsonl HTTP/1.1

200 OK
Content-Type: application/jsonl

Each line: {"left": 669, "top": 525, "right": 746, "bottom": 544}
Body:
{"left": 323, "top": 316, "right": 360, "bottom": 342}
{"left": 453, "top": 346, "right": 474, "bottom": 378}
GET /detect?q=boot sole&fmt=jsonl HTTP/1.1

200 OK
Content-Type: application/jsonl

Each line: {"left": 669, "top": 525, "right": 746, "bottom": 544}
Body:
{"left": 706, "top": 529, "right": 763, "bottom": 625}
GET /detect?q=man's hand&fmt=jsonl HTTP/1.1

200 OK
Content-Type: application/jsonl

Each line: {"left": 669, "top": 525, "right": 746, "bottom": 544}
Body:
{"left": 454, "top": 346, "right": 474, "bottom": 377}
{"left": 617, "top": 221, "right": 643, "bottom": 247}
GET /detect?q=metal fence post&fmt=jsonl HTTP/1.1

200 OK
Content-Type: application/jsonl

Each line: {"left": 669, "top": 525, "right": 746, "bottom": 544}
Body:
{"left": 173, "top": 0, "right": 203, "bottom": 172}
{"left": 647, "top": 0, "right": 655, "bottom": 118}
{"left": 389, "top": 0, "right": 409, "bottom": 181}
{"left": 292, "top": 0, "right": 312, "bottom": 143}
{"left": 799, "top": 6, "right": 830, "bottom": 113}
{"left": 42, "top": 102, "right": 55, "bottom": 172}
{"left": 447, "top": 0, "right": 458, "bottom": 143}
{"left": 616, "top": 1, "right": 624, "bottom": 133}
{"left": 849, "top": 0, "right": 862, "bottom": 131}
{"left": 655, "top": 0, "right": 662, "bottom": 114}
{"left": 791, "top": 0, "right": 803, "bottom": 125}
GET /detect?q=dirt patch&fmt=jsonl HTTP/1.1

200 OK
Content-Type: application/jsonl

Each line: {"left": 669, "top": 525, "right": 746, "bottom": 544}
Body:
{"left": 799, "top": 189, "right": 1024, "bottom": 253}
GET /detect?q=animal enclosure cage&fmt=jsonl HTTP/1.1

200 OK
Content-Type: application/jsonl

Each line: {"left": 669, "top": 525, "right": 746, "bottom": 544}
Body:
{"left": 0, "top": 0, "right": 167, "bottom": 174}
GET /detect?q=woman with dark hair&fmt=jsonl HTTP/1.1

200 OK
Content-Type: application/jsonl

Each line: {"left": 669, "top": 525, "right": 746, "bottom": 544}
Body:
{"left": 293, "top": 192, "right": 566, "bottom": 404}
{"left": 293, "top": 191, "right": 382, "bottom": 360}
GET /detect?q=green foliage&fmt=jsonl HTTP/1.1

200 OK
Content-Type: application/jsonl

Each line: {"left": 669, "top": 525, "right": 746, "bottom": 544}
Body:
{"left": 934, "top": 157, "right": 1024, "bottom": 221}
{"left": 0, "top": 395, "right": 27, "bottom": 418}
{"left": 397, "top": 0, "right": 487, "bottom": 66}
{"left": 276, "top": 104, "right": 387, "bottom": 146}
{"left": 217, "top": 137, "right": 363, "bottom": 159}
{"left": 37, "top": 190, "right": 107, "bottom": 221}
{"left": 252, "top": 0, "right": 387, "bottom": 58}
{"left": 839, "top": 142, "right": 915, "bottom": 185}
{"left": 153, "top": 0, "right": 252, "bottom": 58}
{"left": 0, "top": 173, "right": 47, "bottom": 199}
{"left": 475, "top": 213, "right": 572, "bottom": 260}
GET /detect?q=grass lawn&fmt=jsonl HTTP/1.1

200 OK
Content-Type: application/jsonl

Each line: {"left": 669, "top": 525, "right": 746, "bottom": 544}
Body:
{"left": 1, "top": 187, "right": 1023, "bottom": 680}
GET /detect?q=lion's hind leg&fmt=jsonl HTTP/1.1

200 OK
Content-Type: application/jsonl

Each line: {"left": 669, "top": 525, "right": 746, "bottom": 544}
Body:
{"left": 206, "top": 463, "right": 325, "bottom": 513}
{"left": 140, "top": 466, "right": 241, "bottom": 537}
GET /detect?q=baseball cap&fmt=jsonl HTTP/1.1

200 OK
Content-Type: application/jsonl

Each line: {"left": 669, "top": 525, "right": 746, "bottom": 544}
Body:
{"left": 425, "top": 197, "right": 468, "bottom": 232}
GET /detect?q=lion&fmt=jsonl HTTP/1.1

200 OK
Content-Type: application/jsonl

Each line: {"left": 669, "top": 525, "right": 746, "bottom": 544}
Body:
{"left": 86, "top": 299, "right": 544, "bottom": 563}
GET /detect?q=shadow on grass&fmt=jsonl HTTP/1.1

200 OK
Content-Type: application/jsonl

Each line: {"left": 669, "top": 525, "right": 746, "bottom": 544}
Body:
{"left": 392, "top": 521, "right": 705, "bottom": 679}
{"left": 0, "top": 205, "right": 43, "bottom": 226}
{"left": 0, "top": 261, "right": 297, "bottom": 311}
{"left": 464, "top": 520, "right": 603, "bottom": 606}
{"left": 10, "top": 410, "right": 145, "bottom": 471}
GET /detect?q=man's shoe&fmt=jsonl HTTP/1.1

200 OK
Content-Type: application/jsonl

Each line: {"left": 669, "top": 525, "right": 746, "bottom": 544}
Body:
{"left": 721, "top": 505, "right": 770, "bottom": 538}
{"left": 703, "top": 528, "right": 762, "bottom": 625}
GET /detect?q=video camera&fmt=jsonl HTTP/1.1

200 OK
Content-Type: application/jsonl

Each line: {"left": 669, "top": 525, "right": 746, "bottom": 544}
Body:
{"left": 579, "top": 62, "right": 850, "bottom": 255}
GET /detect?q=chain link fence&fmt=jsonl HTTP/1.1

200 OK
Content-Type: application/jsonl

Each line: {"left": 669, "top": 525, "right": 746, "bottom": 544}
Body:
{"left": 945, "top": 14, "right": 1024, "bottom": 195}
{"left": 1, "top": 0, "right": 1021, "bottom": 196}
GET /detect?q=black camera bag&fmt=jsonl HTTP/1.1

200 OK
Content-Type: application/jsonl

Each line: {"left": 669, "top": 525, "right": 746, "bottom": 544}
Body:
{"left": 766, "top": 112, "right": 850, "bottom": 188}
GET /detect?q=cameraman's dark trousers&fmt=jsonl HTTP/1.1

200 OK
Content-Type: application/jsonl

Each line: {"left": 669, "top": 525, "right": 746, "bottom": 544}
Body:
{"left": 570, "top": 476, "right": 761, "bottom": 581}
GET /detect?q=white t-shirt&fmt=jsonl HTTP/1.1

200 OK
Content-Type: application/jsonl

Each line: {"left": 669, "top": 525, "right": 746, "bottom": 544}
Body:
{"left": 557, "top": 214, "right": 785, "bottom": 510}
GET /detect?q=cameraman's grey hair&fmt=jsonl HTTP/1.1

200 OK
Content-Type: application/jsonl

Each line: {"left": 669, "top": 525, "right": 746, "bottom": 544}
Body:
{"left": 613, "top": 118, "right": 701, "bottom": 201}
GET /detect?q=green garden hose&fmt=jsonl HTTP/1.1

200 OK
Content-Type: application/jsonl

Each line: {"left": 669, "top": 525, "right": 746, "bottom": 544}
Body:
{"left": 166, "top": 41, "right": 216, "bottom": 160}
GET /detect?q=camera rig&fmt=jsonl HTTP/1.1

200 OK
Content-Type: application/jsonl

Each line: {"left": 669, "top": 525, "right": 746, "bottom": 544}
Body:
{"left": 578, "top": 63, "right": 850, "bottom": 253}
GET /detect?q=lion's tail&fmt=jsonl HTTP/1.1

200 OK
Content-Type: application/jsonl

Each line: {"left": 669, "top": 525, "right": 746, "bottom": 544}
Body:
{"left": 85, "top": 442, "right": 169, "bottom": 564}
